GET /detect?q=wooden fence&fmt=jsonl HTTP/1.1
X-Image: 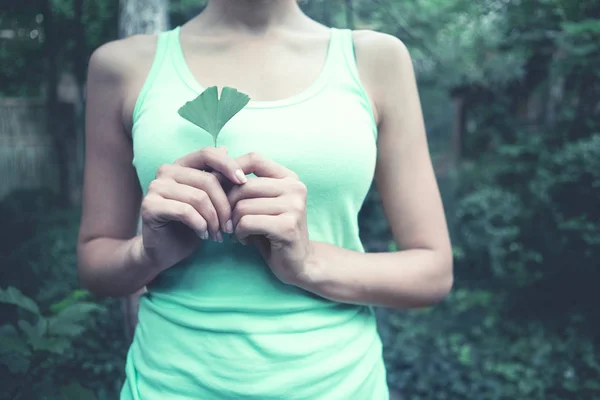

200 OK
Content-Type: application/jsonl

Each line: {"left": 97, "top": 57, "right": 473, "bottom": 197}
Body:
{"left": 0, "top": 98, "right": 60, "bottom": 200}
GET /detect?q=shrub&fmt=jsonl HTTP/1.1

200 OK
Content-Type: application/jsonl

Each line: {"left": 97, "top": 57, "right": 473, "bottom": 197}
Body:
{"left": 0, "top": 190, "right": 128, "bottom": 400}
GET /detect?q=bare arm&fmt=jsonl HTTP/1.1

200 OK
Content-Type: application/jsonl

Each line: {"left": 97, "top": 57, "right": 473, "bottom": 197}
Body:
{"left": 76, "top": 39, "right": 158, "bottom": 297}
{"left": 296, "top": 32, "right": 453, "bottom": 309}
{"left": 77, "top": 37, "right": 249, "bottom": 298}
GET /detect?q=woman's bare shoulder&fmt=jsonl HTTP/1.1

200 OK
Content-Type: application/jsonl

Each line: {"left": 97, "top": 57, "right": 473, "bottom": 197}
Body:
{"left": 88, "top": 34, "right": 160, "bottom": 131}
{"left": 88, "top": 34, "right": 158, "bottom": 83}
{"left": 351, "top": 30, "right": 413, "bottom": 124}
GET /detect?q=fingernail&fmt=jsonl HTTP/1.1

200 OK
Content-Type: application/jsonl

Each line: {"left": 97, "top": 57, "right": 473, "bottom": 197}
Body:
{"left": 199, "top": 230, "right": 209, "bottom": 240}
{"left": 216, "top": 231, "right": 223, "bottom": 243}
{"left": 235, "top": 169, "right": 247, "bottom": 183}
{"left": 225, "top": 220, "right": 233, "bottom": 233}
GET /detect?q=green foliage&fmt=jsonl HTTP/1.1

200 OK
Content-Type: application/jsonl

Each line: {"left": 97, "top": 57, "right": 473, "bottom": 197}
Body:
{"left": 355, "top": 1, "right": 600, "bottom": 399}
{"left": 3, "top": 0, "right": 600, "bottom": 399}
{"left": 379, "top": 287, "right": 600, "bottom": 400}
{"left": 178, "top": 86, "right": 251, "bottom": 146}
{"left": 0, "top": 192, "right": 128, "bottom": 400}
{"left": 356, "top": 0, "right": 527, "bottom": 89}
{"left": 533, "top": 134, "right": 600, "bottom": 257}
{"left": 452, "top": 132, "right": 600, "bottom": 295}
{"left": 0, "top": 287, "right": 101, "bottom": 399}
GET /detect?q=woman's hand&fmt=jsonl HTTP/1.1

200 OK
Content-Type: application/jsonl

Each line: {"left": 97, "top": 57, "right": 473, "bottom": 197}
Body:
{"left": 227, "top": 152, "right": 315, "bottom": 286}
{"left": 140, "top": 146, "right": 247, "bottom": 272}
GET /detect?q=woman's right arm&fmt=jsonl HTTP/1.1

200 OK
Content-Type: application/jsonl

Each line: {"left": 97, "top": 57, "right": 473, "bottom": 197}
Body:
{"left": 77, "top": 40, "right": 158, "bottom": 297}
{"left": 77, "top": 39, "right": 248, "bottom": 297}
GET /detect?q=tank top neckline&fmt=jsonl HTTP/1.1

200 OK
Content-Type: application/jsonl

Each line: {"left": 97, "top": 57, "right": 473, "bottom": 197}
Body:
{"left": 168, "top": 25, "right": 341, "bottom": 110}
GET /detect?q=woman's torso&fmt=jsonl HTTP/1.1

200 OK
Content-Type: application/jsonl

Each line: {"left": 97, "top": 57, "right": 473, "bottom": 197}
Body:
{"left": 120, "top": 24, "right": 389, "bottom": 399}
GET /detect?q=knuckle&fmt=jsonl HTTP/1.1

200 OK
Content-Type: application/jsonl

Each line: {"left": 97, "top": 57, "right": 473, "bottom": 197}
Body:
{"left": 141, "top": 194, "right": 163, "bottom": 222}
{"left": 155, "top": 163, "right": 171, "bottom": 178}
{"left": 291, "top": 180, "right": 307, "bottom": 195}
{"left": 199, "top": 146, "right": 215, "bottom": 155}
{"left": 140, "top": 196, "right": 155, "bottom": 219}
{"left": 147, "top": 179, "right": 161, "bottom": 193}
{"left": 204, "top": 172, "right": 220, "bottom": 187}
{"left": 290, "top": 197, "right": 305, "bottom": 213}
{"left": 200, "top": 146, "right": 219, "bottom": 160}
{"left": 237, "top": 215, "right": 250, "bottom": 231}
{"left": 189, "top": 190, "right": 208, "bottom": 208}
{"left": 248, "top": 152, "right": 263, "bottom": 165}
{"left": 178, "top": 203, "right": 196, "bottom": 221}
{"left": 282, "top": 214, "right": 297, "bottom": 236}
{"left": 235, "top": 199, "right": 249, "bottom": 216}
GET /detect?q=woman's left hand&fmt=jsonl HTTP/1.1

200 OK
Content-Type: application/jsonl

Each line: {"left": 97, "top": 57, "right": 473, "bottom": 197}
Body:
{"left": 227, "top": 152, "right": 314, "bottom": 286}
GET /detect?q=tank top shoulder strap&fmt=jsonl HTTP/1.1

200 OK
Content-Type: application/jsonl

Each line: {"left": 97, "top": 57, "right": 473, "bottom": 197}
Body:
{"left": 326, "top": 28, "right": 377, "bottom": 136}
{"left": 132, "top": 28, "right": 176, "bottom": 124}
{"left": 324, "top": 28, "right": 363, "bottom": 88}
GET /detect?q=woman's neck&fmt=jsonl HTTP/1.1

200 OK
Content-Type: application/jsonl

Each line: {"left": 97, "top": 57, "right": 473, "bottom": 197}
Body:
{"left": 196, "top": 0, "right": 305, "bottom": 34}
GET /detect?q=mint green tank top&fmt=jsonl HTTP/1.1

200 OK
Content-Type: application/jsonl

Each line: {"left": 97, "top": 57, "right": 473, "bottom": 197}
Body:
{"left": 121, "top": 26, "right": 389, "bottom": 399}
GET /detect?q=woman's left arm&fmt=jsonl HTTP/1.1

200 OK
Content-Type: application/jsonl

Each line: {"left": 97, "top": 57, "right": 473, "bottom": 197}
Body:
{"left": 229, "top": 33, "right": 453, "bottom": 310}
{"left": 300, "top": 33, "right": 453, "bottom": 309}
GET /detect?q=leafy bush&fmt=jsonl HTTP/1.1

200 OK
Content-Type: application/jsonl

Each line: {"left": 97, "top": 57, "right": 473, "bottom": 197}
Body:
{"left": 0, "top": 190, "right": 128, "bottom": 400}
{"left": 379, "top": 287, "right": 600, "bottom": 400}
{"left": 532, "top": 134, "right": 600, "bottom": 264}
{"left": 0, "top": 287, "right": 101, "bottom": 400}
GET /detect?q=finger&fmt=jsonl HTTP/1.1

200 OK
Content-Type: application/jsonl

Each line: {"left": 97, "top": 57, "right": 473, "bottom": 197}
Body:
{"left": 142, "top": 194, "right": 208, "bottom": 239}
{"left": 211, "top": 146, "right": 227, "bottom": 185}
{"left": 154, "top": 167, "right": 233, "bottom": 234}
{"left": 174, "top": 146, "right": 248, "bottom": 184}
{"left": 227, "top": 178, "right": 285, "bottom": 208}
{"left": 210, "top": 171, "right": 231, "bottom": 190}
{"left": 235, "top": 214, "right": 282, "bottom": 243}
{"left": 231, "top": 197, "right": 287, "bottom": 230}
{"left": 151, "top": 179, "right": 221, "bottom": 239}
{"left": 235, "top": 152, "right": 297, "bottom": 179}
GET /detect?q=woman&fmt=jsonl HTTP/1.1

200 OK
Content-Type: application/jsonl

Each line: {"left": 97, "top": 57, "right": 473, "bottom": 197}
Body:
{"left": 77, "top": 0, "right": 453, "bottom": 398}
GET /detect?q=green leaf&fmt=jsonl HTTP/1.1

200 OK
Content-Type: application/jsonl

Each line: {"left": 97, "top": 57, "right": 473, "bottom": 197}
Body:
{"left": 61, "top": 383, "right": 98, "bottom": 400}
{"left": 0, "top": 351, "right": 30, "bottom": 374}
{"left": 0, "top": 287, "right": 40, "bottom": 315}
{"left": 47, "top": 302, "right": 102, "bottom": 337}
{"left": 0, "top": 334, "right": 30, "bottom": 355}
{"left": 18, "top": 320, "right": 40, "bottom": 343}
{"left": 48, "top": 323, "right": 86, "bottom": 338}
{"left": 53, "top": 302, "right": 102, "bottom": 324}
{"left": 31, "top": 337, "right": 70, "bottom": 354}
{"left": 36, "top": 317, "right": 48, "bottom": 337}
{"left": 49, "top": 290, "right": 90, "bottom": 314}
{"left": 178, "top": 86, "right": 250, "bottom": 146}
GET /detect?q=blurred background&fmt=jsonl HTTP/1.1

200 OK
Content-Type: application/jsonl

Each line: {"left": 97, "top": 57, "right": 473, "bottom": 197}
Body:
{"left": 1, "top": 0, "right": 599, "bottom": 399}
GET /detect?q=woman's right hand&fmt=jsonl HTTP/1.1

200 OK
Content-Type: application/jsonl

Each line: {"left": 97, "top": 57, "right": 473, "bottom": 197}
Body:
{"left": 139, "top": 146, "right": 248, "bottom": 272}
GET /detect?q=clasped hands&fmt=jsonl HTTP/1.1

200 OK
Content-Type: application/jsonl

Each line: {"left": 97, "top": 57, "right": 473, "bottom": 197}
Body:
{"left": 140, "top": 146, "right": 315, "bottom": 286}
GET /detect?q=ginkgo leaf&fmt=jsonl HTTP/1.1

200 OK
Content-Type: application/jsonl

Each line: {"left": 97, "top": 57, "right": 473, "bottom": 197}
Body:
{"left": 178, "top": 86, "right": 250, "bottom": 146}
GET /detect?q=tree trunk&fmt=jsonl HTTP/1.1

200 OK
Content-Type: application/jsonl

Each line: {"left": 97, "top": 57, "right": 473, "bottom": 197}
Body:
{"left": 118, "top": 0, "right": 170, "bottom": 345}
{"left": 119, "top": 0, "right": 169, "bottom": 38}
{"left": 72, "top": 0, "right": 85, "bottom": 206}
{"left": 451, "top": 94, "right": 465, "bottom": 165}
{"left": 321, "top": 0, "right": 332, "bottom": 26}
{"left": 344, "top": 0, "right": 355, "bottom": 29}
{"left": 41, "top": 0, "right": 69, "bottom": 207}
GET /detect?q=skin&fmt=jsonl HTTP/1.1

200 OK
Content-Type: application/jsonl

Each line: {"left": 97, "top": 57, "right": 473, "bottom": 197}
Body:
{"left": 77, "top": 0, "right": 453, "bottom": 310}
